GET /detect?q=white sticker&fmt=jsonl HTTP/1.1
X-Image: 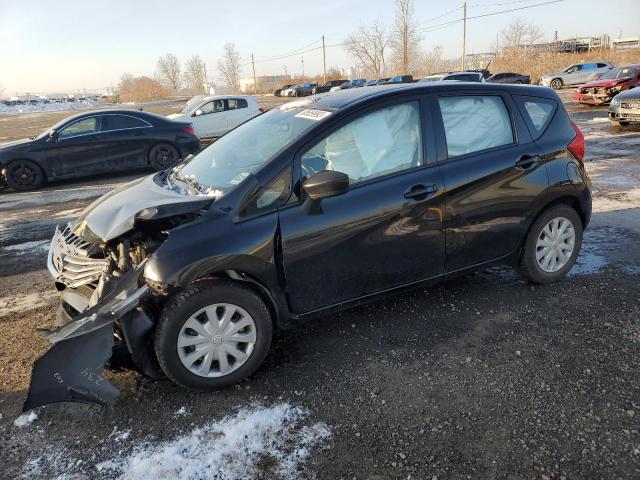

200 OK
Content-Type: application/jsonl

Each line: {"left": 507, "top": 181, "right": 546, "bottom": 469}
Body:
{"left": 294, "top": 109, "right": 332, "bottom": 121}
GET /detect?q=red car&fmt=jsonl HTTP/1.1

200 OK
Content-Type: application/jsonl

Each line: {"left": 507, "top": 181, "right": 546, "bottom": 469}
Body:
{"left": 573, "top": 64, "right": 640, "bottom": 105}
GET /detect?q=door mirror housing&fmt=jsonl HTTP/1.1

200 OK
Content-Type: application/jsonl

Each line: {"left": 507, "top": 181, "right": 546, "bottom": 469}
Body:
{"left": 303, "top": 170, "right": 349, "bottom": 200}
{"left": 48, "top": 130, "right": 59, "bottom": 143}
{"left": 193, "top": 109, "right": 204, "bottom": 117}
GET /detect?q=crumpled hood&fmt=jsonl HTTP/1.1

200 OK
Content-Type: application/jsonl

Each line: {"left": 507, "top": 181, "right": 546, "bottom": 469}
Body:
{"left": 579, "top": 77, "right": 631, "bottom": 90}
{"left": 0, "top": 138, "right": 33, "bottom": 150}
{"left": 73, "top": 174, "right": 211, "bottom": 242}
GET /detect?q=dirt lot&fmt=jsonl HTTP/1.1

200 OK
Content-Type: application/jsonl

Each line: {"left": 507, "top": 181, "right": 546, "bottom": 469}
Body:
{"left": 0, "top": 92, "right": 639, "bottom": 479}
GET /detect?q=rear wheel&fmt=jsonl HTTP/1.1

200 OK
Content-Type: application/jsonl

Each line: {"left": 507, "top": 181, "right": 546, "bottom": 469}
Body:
{"left": 154, "top": 280, "right": 273, "bottom": 391}
{"left": 518, "top": 205, "right": 583, "bottom": 284}
{"left": 550, "top": 78, "right": 563, "bottom": 90}
{"left": 4, "top": 159, "right": 45, "bottom": 191}
{"left": 149, "top": 143, "right": 180, "bottom": 171}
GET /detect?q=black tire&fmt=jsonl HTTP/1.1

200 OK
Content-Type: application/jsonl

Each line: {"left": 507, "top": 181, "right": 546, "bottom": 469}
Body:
{"left": 154, "top": 279, "right": 273, "bottom": 391}
{"left": 149, "top": 143, "right": 180, "bottom": 171}
{"left": 4, "top": 159, "right": 45, "bottom": 191}
{"left": 550, "top": 78, "right": 563, "bottom": 90}
{"left": 518, "top": 205, "right": 583, "bottom": 284}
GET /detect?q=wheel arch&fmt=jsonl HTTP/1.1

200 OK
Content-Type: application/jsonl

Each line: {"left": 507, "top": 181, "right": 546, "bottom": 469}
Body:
{"left": 3, "top": 157, "right": 49, "bottom": 185}
{"left": 146, "top": 141, "right": 180, "bottom": 163}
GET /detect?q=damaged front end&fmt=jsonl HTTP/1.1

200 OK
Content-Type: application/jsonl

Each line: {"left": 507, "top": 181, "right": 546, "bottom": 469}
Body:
{"left": 24, "top": 175, "right": 214, "bottom": 412}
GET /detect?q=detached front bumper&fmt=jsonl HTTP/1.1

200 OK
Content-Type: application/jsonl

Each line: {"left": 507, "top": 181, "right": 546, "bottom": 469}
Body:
{"left": 24, "top": 230, "right": 151, "bottom": 412}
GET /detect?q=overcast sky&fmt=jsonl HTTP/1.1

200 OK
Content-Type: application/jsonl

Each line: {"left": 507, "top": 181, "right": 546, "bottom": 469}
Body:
{"left": 1, "top": 0, "right": 639, "bottom": 94}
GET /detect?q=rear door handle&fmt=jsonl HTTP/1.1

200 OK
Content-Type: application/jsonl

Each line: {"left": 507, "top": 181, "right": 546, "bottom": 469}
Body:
{"left": 515, "top": 155, "right": 540, "bottom": 170}
{"left": 404, "top": 184, "right": 438, "bottom": 200}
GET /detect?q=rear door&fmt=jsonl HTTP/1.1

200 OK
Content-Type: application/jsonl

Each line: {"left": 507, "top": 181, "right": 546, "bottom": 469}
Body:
{"left": 46, "top": 115, "right": 111, "bottom": 177}
{"left": 225, "top": 98, "right": 251, "bottom": 128}
{"left": 278, "top": 97, "right": 446, "bottom": 314}
{"left": 431, "top": 91, "right": 548, "bottom": 272}
{"left": 99, "top": 114, "right": 152, "bottom": 168}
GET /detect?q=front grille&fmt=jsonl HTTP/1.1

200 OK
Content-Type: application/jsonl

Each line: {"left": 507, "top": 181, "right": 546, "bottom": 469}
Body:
{"left": 621, "top": 102, "right": 640, "bottom": 109}
{"left": 49, "top": 223, "right": 108, "bottom": 288}
{"left": 621, "top": 113, "right": 640, "bottom": 120}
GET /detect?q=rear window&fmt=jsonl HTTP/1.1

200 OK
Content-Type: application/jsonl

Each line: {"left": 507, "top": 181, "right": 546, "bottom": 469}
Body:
{"left": 104, "top": 115, "right": 148, "bottom": 130}
{"left": 515, "top": 96, "right": 557, "bottom": 137}
{"left": 438, "top": 95, "right": 513, "bottom": 158}
{"left": 227, "top": 98, "right": 248, "bottom": 110}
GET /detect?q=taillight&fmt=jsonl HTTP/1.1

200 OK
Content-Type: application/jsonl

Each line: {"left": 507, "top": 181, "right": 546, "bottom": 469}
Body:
{"left": 182, "top": 125, "right": 195, "bottom": 136}
{"left": 259, "top": 105, "right": 265, "bottom": 113}
{"left": 568, "top": 122, "right": 585, "bottom": 164}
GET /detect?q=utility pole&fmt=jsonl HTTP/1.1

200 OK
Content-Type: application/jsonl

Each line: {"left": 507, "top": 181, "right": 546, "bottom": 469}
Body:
{"left": 283, "top": 65, "right": 288, "bottom": 78}
{"left": 461, "top": 1, "right": 467, "bottom": 71}
{"left": 251, "top": 53, "right": 257, "bottom": 95}
{"left": 322, "top": 35, "right": 327, "bottom": 83}
{"left": 301, "top": 56, "right": 305, "bottom": 78}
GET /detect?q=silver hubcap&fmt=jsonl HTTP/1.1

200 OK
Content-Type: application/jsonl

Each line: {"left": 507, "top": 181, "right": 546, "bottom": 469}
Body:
{"left": 535, "top": 217, "right": 576, "bottom": 273}
{"left": 177, "top": 303, "right": 256, "bottom": 378}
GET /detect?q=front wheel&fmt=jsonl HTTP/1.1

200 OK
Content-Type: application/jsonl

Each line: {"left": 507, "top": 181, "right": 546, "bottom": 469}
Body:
{"left": 154, "top": 280, "right": 273, "bottom": 391}
{"left": 149, "top": 143, "right": 180, "bottom": 171}
{"left": 550, "top": 78, "right": 563, "bottom": 90}
{"left": 4, "top": 159, "right": 45, "bottom": 191}
{"left": 518, "top": 205, "right": 583, "bottom": 284}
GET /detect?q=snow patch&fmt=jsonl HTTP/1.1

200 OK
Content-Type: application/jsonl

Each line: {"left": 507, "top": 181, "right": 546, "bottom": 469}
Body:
{"left": 97, "top": 404, "right": 330, "bottom": 480}
{"left": 0, "top": 290, "right": 57, "bottom": 318}
{"left": 0, "top": 99, "right": 101, "bottom": 116}
{"left": 14, "top": 411, "right": 38, "bottom": 427}
{"left": 3, "top": 239, "right": 50, "bottom": 253}
{"left": 175, "top": 406, "right": 188, "bottom": 416}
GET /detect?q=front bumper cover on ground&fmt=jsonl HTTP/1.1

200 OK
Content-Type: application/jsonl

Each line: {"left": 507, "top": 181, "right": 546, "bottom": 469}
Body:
{"left": 23, "top": 266, "right": 149, "bottom": 412}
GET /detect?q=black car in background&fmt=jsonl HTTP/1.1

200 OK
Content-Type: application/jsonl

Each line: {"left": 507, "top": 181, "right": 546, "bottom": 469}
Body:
{"left": 26, "top": 82, "right": 591, "bottom": 410}
{"left": 487, "top": 72, "right": 531, "bottom": 84}
{"left": 273, "top": 84, "right": 294, "bottom": 97}
{"left": 290, "top": 83, "right": 318, "bottom": 97}
{"left": 0, "top": 110, "right": 200, "bottom": 191}
{"left": 313, "top": 80, "right": 348, "bottom": 94}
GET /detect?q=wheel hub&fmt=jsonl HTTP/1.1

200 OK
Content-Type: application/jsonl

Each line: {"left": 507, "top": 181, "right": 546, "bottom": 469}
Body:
{"left": 535, "top": 217, "right": 575, "bottom": 273}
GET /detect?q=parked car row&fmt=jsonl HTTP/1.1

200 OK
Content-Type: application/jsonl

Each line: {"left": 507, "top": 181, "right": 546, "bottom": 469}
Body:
{"left": 0, "top": 95, "right": 266, "bottom": 190}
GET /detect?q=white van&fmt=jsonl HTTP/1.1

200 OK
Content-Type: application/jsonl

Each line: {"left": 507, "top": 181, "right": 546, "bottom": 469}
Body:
{"left": 168, "top": 95, "right": 263, "bottom": 138}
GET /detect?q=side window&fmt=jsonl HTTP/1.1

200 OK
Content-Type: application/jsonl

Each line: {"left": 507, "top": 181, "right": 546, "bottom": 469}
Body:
{"left": 301, "top": 102, "right": 423, "bottom": 185}
{"left": 58, "top": 117, "right": 98, "bottom": 139}
{"left": 227, "top": 99, "right": 247, "bottom": 110}
{"left": 582, "top": 63, "right": 596, "bottom": 71}
{"left": 239, "top": 168, "right": 293, "bottom": 217}
{"left": 438, "top": 95, "right": 513, "bottom": 158}
{"left": 566, "top": 65, "right": 581, "bottom": 73}
{"left": 104, "top": 115, "right": 148, "bottom": 131}
{"left": 201, "top": 100, "right": 224, "bottom": 114}
{"left": 596, "top": 63, "right": 608, "bottom": 68}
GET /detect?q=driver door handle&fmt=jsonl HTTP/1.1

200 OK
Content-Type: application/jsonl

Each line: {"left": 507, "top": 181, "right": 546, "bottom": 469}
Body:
{"left": 404, "top": 184, "right": 438, "bottom": 200}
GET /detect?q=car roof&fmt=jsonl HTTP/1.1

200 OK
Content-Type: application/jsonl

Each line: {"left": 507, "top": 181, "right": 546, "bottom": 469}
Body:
{"left": 199, "top": 95, "right": 256, "bottom": 101}
{"left": 305, "top": 82, "right": 557, "bottom": 110}
{"left": 55, "top": 109, "right": 165, "bottom": 123}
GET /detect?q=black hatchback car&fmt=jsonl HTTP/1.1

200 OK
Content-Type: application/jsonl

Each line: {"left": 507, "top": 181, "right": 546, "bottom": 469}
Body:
{"left": 25, "top": 83, "right": 591, "bottom": 411}
{"left": 0, "top": 109, "right": 200, "bottom": 191}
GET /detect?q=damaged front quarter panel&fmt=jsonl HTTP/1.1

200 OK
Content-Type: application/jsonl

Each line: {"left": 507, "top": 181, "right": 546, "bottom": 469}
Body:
{"left": 23, "top": 264, "right": 150, "bottom": 412}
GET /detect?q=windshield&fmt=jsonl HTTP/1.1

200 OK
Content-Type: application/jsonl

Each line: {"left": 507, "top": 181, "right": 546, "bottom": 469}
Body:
{"left": 169, "top": 103, "right": 330, "bottom": 193}
{"left": 600, "top": 66, "right": 639, "bottom": 80}
{"left": 180, "top": 96, "right": 206, "bottom": 114}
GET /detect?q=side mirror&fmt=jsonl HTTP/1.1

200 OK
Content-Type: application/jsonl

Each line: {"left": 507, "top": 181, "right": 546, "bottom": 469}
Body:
{"left": 193, "top": 109, "right": 204, "bottom": 117}
{"left": 302, "top": 170, "right": 349, "bottom": 200}
{"left": 49, "top": 130, "right": 59, "bottom": 143}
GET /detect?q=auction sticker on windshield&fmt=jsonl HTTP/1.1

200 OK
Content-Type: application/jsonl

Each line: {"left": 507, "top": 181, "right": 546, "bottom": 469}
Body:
{"left": 295, "top": 109, "right": 332, "bottom": 121}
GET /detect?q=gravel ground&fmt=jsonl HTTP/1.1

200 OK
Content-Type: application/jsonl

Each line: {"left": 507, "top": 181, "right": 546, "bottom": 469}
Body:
{"left": 0, "top": 91, "right": 639, "bottom": 479}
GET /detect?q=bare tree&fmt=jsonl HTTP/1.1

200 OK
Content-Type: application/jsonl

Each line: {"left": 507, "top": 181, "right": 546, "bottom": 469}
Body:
{"left": 344, "top": 20, "right": 392, "bottom": 78}
{"left": 118, "top": 73, "right": 168, "bottom": 102}
{"left": 391, "top": 0, "right": 421, "bottom": 74}
{"left": 217, "top": 43, "right": 241, "bottom": 92}
{"left": 157, "top": 53, "right": 182, "bottom": 91}
{"left": 501, "top": 18, "right": 543, "bottom": 48}
{"left": 184, "top": 55, "right": 207, "bottom": 93}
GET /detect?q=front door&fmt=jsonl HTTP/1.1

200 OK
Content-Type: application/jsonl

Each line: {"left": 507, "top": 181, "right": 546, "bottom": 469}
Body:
{"left": 192, "top": 99, "right": 226, "bottom": 137}
{"left": 46, "top": 115, "right": 111, "bottom": 177}
{"left": 278, "top": 99, "right": 446, "bottom": 314}
{"left": 432, "top": 92, "right": 548, "bottom": 272}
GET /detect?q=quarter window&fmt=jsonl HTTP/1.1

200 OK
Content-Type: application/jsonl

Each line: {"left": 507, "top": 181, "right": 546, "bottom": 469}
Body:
{"left": 438, "top": 95, "right": 513, "bottom": 158}
{"left": 301, "top": 102, "right": 423, "bottom": 185}
{"left": 522, "top": 99, "right": 555, "bottom": 133}
{"left": 59, "top": 117, "right": 98, "bottom": 138}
